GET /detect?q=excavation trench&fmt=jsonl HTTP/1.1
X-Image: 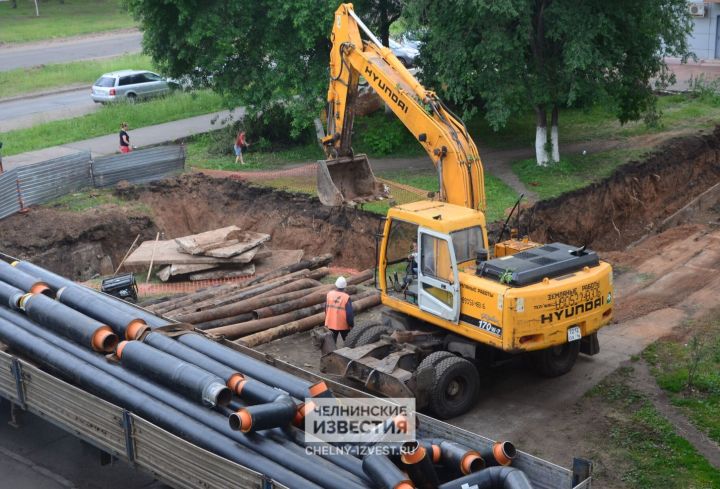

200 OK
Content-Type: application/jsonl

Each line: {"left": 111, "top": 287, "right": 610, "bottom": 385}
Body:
{"left": 1, "top": 128, "right": 719, "bottom": 281}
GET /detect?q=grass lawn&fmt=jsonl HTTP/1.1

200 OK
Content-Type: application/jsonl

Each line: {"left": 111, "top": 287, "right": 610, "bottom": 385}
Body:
{"left": 512, "top": 147, "right": 650, "bottom": 200}
{"left": 643, "top": 312, "right": 720, "bottom": 446}
{"left": 0, "top": 90, "right": 225, "bottom": 156}
{"left": 45, "top": 188, "right": 151, "bottom": 213}
{"left": 0, "top": 0, "right": 134, "bottom": 44}
{"left": 0, "top": 53, "right": 154, "bottom": 99}
{"left": 589, "top": 366, "right": 720, "bottom": 489}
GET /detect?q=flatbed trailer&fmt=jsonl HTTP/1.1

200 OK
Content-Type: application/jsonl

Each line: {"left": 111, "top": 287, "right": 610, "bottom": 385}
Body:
{"left": 0, "top": 338, "right": 593, "bottom": 489}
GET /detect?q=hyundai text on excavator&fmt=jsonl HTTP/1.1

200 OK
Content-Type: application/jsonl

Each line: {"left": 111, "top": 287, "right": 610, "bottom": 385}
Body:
{"left": 317, "top": 4, "right": 614, "bottom": 419}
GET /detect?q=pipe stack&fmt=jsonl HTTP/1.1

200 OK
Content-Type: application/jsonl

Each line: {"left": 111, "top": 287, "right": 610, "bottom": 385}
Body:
{"left": 0, "top": 259, "right": 536, "bottom": 489}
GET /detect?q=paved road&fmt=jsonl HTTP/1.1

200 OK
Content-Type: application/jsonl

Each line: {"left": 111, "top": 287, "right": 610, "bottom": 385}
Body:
{"left": 0, "top": 88, "right": 97, "bottom": 132}
{"left": 0, "top": 30, "right": 142, "bottom": 72}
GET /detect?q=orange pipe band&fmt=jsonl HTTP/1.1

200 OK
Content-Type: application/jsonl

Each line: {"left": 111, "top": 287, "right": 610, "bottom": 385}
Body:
{"left": 92, "top": 325, "right": 118, "bottom": 353}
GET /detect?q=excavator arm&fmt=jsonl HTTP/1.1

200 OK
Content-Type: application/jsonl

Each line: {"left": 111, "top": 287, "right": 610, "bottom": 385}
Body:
{"left": 319, "top": 3, "right": 485, "bottom": 211}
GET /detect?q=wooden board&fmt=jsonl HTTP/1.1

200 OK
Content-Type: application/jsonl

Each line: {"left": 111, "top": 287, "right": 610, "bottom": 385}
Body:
{"left": 253, "top": 249, "right": 304, "bottom": 276}
{"left": 174, "top": 226, "right": 243, "bottom": 255}
{"left": 126, "top": 240, "right": 266, "bottom": 266}
{"left": 189, "top": 264, "right": 255, "bottom": 281}
{"left": 204, "top": 232, "right": 271, "bottom": 258}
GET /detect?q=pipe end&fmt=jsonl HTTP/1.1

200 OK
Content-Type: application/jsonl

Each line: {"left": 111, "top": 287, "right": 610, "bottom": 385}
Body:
{"left": 229, "top": 409, "right": 253, "bottom": 432}
{"left": 30, "top": 282, "right": 52, "bottom": 297}
{"left": 309, "top": 381, "right": 331, "bottom": 398}
{"left": 461, "top": 451, "right": 484, "bottom": 474}
{"left": 92, "top": 326, "right": 118, "bottom": 353}
{"left": 227, "top": 373, "right": 245, "bottom": 394}
{"left": 293, "top": 401, "right": 315, "bottom": 427}
{"left": 494, "top": 441, "right": 516, "bottom": 466}
{"left": 116, "top": 340, "right": 129, "bottom": 359}
{"left": 125, "top": 319, "right": 149, "bottom": 341}
{"left": 400, "top": 442, "right": 425, "bottom": 465}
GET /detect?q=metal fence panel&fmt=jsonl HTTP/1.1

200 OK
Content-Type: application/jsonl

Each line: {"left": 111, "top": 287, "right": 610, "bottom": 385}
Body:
{"left": 16, "top": 152, "right": 92, "bottom": 206}
{"left": 93, "top": 146, "right": 185, "bottom": 187}
{"left": 0, "top": 169, "right": 20, "bottom": 220}
{"left": 0, "top": 351, "right": 18, "bottom": 403}
{"left": 132, "top": 416, "right": 284, "bottom": 489}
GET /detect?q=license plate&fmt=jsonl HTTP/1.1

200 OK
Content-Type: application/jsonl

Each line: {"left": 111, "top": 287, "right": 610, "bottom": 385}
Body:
{"left": 567, "top": 326, "right": 582, "bottom": 342}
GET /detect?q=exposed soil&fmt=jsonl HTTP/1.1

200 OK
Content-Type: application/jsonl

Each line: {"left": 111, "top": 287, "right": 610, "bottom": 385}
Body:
{"left": 0, "top": 173, "right": 380, "bottom": 280}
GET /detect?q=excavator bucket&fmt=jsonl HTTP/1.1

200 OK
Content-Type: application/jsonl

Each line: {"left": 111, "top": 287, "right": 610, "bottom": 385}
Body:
{"left": 317, "top": 154, "right": 387, "bottom": 206}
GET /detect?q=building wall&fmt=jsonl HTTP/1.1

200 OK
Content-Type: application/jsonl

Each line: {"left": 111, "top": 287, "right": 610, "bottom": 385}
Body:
{"left": 689, "top": 3, "right": 720, "bottom": 59}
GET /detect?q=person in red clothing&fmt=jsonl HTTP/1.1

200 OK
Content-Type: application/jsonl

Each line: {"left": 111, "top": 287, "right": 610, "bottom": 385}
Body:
{"left": 234, "top": 130, "right": 248, "bottom": 165}
{"left": 324, "top": 276, "right": 354, "bottom": 343}
{"left": 119, "top": 122, "right": 131, "bottom": 153}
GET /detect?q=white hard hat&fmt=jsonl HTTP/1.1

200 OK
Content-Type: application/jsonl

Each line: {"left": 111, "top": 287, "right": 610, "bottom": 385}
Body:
{"left": 335, "top": 276, "right": 347, "bottom": 289}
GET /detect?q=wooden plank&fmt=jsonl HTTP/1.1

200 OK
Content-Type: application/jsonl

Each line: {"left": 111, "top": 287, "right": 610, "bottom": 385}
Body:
{"left": 204, "top": 232, "right": 271, "bottom": 258}
{"left": 189, "top": 264, "right": 255, "bottom": 281}
{"left": 174, "top": 226, "right": 242, "bottom": 255}
{"left": 126, "top": 240, "right": 266, "bottom": 266}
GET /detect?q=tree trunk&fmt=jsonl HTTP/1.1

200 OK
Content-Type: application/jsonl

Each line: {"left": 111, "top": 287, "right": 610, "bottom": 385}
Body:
{"left": 380, "top": 0, "right": 390, "bottom": 47}
{"left": 550, "top": 104, "right": 560, "bottom": 163}
{"left": 535, "top": 106, "right": 548, "bottom": 166}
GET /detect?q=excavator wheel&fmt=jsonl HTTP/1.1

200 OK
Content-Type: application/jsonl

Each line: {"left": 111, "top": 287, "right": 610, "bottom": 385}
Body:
{"left": 428, "top": 356, "right": 480, "bottom": 419}
{"left": 344, "top": 323, "right": 386, "bottom": 348}
{"left": 351, "top": 324, "right": 392, "bottom": 348}
{"left": 528, "top": 340, "right": 580, "bottom": 377}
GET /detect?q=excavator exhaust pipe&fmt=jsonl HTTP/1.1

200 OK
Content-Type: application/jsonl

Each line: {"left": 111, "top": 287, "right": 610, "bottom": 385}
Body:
{"left": 317, "top": 154, "right": 387, "bottom": 206}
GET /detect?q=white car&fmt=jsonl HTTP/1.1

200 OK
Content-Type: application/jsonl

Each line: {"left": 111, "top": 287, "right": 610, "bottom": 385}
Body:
{"left": 91, "top": 70, "right": 177, "bottom": 103}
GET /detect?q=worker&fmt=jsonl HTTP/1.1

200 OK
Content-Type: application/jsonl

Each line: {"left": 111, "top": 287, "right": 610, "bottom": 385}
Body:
{"left": 324, "top": 276, "right": 354, "bottom": 343}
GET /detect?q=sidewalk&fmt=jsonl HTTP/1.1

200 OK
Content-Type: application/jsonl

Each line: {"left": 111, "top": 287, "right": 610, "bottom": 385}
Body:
{"left": 2, "top": 108, "right": 244, "bottom": 172}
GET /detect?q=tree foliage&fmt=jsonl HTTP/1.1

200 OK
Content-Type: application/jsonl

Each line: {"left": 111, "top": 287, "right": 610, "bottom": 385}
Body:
{"left": 126, "top": 0, "right": 405, "bottom": 136}
{"left": 408, "top": 0, "right": 692, "bottom": 162}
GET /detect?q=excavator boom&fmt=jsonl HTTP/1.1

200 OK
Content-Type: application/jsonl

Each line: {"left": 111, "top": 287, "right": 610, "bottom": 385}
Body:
{"left": 319, "top": 3, "right": 485, "bottom": 210}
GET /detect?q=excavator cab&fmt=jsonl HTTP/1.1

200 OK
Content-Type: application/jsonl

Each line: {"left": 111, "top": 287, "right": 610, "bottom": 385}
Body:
{"left": 316, "top": 153, "right": 387, "bottom": 206}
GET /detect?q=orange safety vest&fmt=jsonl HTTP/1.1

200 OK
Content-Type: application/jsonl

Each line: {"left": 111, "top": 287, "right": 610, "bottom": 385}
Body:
{"left": 325, "top": 290, "right": 350, "bottom": 331}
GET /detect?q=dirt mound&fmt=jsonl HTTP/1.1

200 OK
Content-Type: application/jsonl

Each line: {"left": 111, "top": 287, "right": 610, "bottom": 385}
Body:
{"left": 0, "top": 207, "right": 156, "bottom": 280}
{"left": 0, "top": 173, "right": 381, "bottom": 280}
{"left": 526, "top": 127, "right": 720, "bottom": 250}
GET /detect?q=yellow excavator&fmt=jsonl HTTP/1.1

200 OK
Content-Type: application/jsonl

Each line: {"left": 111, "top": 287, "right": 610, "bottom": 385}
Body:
{"left": 317, "top": 4, "right": 613, "bottom": 419}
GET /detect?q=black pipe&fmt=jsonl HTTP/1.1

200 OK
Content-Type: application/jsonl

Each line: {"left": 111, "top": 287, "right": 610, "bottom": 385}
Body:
{"left": 438, "top": 466, "right": 533, "bottom": 489}
{"left": 0, "top": 281, "right": 24, "bottom": 310}
{"left": 434, "top": 439, "right": 484, "bottom": 475}
{"left": 22, "top": 293, "right": 118, "bottom": 353}
{"left": 0, "top": 261, "right": 51, "bottom": 296}
{"left": 0, "top": 313, "right": 321, "bottom": 489}
{"left": 400, "top": 442, "right": 440, "bottom": 489}
{"left": 480, "top": 441, "right": 517, "bottom": 468}
{"left": 362, "top": 454, "right": 413, "bottom": 489}
{"left": 56, "top": 285, "right": 148, "bottom": 340}
{"left": 0, "top": 308, "right": 369, "bottom": 489}
{"left": 230, "top": 395, "right": 297, "bottom": 433}
{"left": 176, "top": 332, "right": 329, "bottom": 400}
{"left": 117, "top": 340, "right": 231, "bottom": 407}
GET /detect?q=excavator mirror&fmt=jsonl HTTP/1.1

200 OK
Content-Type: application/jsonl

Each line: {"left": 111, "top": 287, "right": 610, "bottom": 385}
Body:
{"left": 316, "top": 154, "right": 388, "bottom": 206}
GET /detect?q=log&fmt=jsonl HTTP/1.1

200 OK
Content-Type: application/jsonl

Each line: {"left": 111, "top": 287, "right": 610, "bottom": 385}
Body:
{"left": 245, "top": 254, "right": 333, "bottom": 286}
{"left": 173, "top": 283, "right": 331, "bottom": 324}
{"left": 238, "top": 292, "right": 381, "bottom": 347}
{"left": 194, "top": 312, "right": 255, "bottom": 331}
{"left": 208, "top": 303, "right": 327, "bottom": 339}
{"left": 346, "top": 268, "right": 374, "bottom": 285}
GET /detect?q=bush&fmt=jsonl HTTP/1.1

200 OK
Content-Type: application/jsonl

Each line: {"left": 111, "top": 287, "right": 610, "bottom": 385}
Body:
{"left": 355, "top": 112, "right": 415, "bottom": 156}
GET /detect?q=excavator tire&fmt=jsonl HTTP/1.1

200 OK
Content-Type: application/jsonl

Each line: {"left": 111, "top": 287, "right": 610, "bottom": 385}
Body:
{"left": 352, "top": 324, "right": 392, "bottom": 347}
{"left": 417, "top": 351, "right": 457, "bottom": 371}
{"left": 428, "top": 356, "right": 480, "bottom": 419}
{"left": 344, "top": 323, "right": 384, "bottom": 348}
{"left": 529, "top": 340, "right": 580, "bottom": 377}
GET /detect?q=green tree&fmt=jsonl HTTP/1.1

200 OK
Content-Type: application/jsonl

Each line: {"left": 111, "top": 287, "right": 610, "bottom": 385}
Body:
{"left": 126, "top": 0, "right": 406, "bottom": 135}
{"left": 408, "top": 0, "right": 692, "bottom": 165}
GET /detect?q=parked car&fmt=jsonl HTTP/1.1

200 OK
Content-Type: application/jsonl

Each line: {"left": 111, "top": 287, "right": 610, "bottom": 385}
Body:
{"left": 91, "top": 70, "right": 177, "bottom": 103}
{"left": 389, "top": 39, "right": 419, "bottom": 68}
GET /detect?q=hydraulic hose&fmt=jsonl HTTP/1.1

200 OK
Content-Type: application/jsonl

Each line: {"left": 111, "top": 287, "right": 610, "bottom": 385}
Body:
{"left": 0, "top": 261, "right": 51, "bottom": 296}
{"left": 437, "top": 466, "right": 533, "bottom": 489}
{"left": 480, "top": 441, "right": 517, "bottom": 467}
{"left": 0, "top": 308, "right": 370, "bottom": 489}
{"left": 56, "top": 285, "right": 148, "bottom": 340}
{"left": 0, "top": 313, "right": 321, "bottom": 489}
{"left": 116, "top": 340, "right": 232, "bottom": 407}
{"left": 362, "top": 454, "right": 414, "bottom": 489}
{"left": 22, "top": 293, "right": 118, "bottom": 352}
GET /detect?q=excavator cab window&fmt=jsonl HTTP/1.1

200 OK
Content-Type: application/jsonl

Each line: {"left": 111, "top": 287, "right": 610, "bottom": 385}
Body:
{"left": 450, "top": 226, "right": 485, "bottom": 266}
{"left": 417, "top": 228, "right": 460, "bottom": 322}
{"left": 383, "top": 219, "right": 420, "bottom": 302}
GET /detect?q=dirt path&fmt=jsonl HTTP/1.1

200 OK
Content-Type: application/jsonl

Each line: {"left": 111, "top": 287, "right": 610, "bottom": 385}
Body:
{"left": 631, "top": 360, "right": 720, "bottom": 469}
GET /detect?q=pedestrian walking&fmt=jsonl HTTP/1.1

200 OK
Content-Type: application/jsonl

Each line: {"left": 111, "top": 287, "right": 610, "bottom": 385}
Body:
{"left": 119, "top": 122, "right": 132, "bottom": 153}
{"left": 234, "top": 130, "right": 248, "bottom": 165}
{"left": 324, "top": 276, "right": 354, "bottom": 344}
{"left": 0, "top": 141, "right": 4, "bottom": 174}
